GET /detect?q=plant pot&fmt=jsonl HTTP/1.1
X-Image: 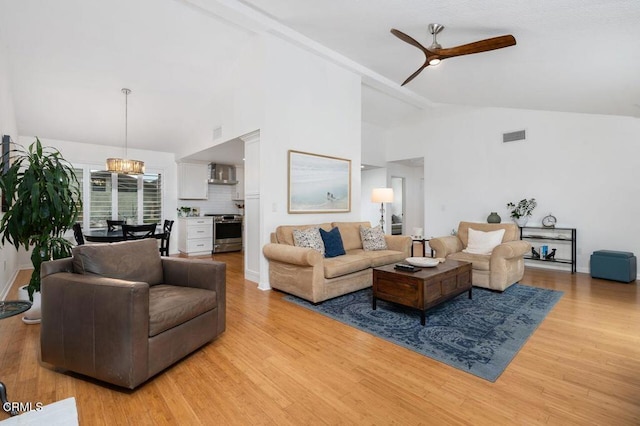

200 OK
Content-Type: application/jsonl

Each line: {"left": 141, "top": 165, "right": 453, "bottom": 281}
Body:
{"left": 514, "top": 217, "right": 529, "bottom": 227}
{"left": 18, "top": 285, "right": 41, "bottom": 324}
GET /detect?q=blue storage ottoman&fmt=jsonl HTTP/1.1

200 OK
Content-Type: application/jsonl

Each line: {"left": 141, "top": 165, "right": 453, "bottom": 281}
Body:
{"left": 590, "top": 250, "right": 637, "bottom": 283}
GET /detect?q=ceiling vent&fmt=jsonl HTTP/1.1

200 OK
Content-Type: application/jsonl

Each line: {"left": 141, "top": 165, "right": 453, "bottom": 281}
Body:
{"left": 503, "top": 129, "right": 526, "bottom": 143}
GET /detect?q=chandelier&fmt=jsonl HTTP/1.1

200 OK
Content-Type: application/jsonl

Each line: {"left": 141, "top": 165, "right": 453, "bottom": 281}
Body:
{"left": 106, "top": 88, "right": 145, "bottom": 175}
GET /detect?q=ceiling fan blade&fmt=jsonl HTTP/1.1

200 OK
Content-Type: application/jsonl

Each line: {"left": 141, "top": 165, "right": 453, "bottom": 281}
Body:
{"left": 390, "top": 28, "right": 430, "bottom": 55}
{"left": 401, "top": 64, "right": 428, "bottom": 86}
{"left": 435, "top": 35, "right": 516, "bottom": 59}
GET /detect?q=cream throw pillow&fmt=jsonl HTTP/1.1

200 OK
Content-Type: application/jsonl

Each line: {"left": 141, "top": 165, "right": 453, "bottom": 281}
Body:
{"left": 463, "top": 228, "right": 505, "bottom": 255}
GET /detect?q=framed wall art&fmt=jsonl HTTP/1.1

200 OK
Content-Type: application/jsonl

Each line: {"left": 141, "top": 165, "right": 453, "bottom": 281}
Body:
{"left": 288, "top": 150, "right": 351, "bottom": 213}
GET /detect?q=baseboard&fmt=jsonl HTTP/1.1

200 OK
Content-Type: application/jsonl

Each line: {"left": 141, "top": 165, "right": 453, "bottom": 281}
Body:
{"left": 257, "top": 280, "right": 271, "bottom": 291}
{"left": 0, "top": 269, "right": 20, "bottom": 301}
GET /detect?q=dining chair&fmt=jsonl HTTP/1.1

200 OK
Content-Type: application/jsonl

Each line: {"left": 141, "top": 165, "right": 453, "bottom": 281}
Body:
{"left": 72, "top": 223, "right": 85, "bottom": 245}
{"left": 107, "top": 220, "right": 126, "bottom": 232}
{"left": 122, "top": 223, "right": 157, "bottom": 240}
{"left": 159, "top": 220, "right": 174, "bottom": 256}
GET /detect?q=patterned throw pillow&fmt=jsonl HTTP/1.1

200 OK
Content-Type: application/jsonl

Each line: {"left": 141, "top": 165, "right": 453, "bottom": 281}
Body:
{"left": 360, "top": 225, "right": 388, "bottom": 251}
{"left": 292, "top": 227, "right": 325, "bottom": 256}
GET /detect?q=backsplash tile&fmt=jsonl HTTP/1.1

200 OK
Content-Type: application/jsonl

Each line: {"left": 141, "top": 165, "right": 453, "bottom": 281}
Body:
{"left": 179, "top": 185, "right": 240, "bottom": 215}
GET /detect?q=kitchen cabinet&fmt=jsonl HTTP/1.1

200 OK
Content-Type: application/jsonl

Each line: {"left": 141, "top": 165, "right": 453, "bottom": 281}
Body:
{"left": 178, "top": 163, "right": 208, "bottom": 200}
{"left": 234, "top": 166, "right": 244, "bottom": 200}
{"left": 177, "top": 217, "right": 213, "bottom": 255}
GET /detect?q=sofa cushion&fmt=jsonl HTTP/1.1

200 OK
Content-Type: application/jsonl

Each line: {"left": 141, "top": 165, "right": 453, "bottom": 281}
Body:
{"left": 360, "top": 225, "right": 388, "bottom": 251}
{"left": 361, "top": 249, "right": 407, "bottom": 267}
{"left": 148, "top": 284, "right": 217, "bottom": 337}
{"left": 463, "top": 228, "right": 505, "bottom": 255}
{"left": 293, "top": 227, "right": 325, "bottom": 256}
{"left": 331, "top": 222, "right": 370, "bottom": 251}
{"left": 449, "top": 251, "right": 491, "bottom": 271}
{"left": 275, "top": 223, "right": 332, "bottom": 246}
{"left": 72, "top": 239, "right": 163, "bottom": 285}
{"left": 323, "top": 252, "right": 372, "bottom": 279}
{"left": 320, "top": 227, "right": 346, "bottom": 258}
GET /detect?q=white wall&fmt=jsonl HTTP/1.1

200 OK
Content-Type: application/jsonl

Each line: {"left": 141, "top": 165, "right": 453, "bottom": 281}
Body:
{"left": 389, "top": 106, "right": 640, "bottom": 274}
{"left": 174, "top": 35, "right": 265, "bottom": 162}
{"left": 362, "top": 122, "right": 388, "bottom": 167}
{"left": 0, "top": 42, "right": 20, "bottom": 297}
{"left": 257, "top": 36, "right": 362, "bottom": 288}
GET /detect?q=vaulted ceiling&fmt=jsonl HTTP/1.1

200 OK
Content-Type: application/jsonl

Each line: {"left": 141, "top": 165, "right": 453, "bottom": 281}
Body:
{"left": 239, "top": 0, "right": 640, "bottom": 122}
{"left": 0, "top": 0, "right": 638, "bottom": 156}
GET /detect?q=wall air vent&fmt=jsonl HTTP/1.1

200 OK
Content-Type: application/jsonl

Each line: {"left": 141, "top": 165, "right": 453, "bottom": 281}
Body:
{"left": 502, "top": 129, "right": 526, "bottom": 143}
{"left": 213, "top": 126, "right": 222, "bottom": 141}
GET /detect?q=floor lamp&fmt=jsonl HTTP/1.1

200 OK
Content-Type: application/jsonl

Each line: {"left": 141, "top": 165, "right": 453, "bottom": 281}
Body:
{"left": 371, "top": 188, "right": 394, "bottom": 232}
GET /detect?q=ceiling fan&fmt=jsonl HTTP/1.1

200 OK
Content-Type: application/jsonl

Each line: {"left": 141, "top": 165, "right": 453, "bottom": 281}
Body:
{"left": 390, "top": 24, "right": 516, "bottom": 86}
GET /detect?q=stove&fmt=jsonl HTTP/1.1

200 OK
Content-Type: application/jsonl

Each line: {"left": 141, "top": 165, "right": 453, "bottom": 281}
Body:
{"left": 205, "top": 214, "right": 243, "bottom": 253}
{"left": 205, "top": 214, "right": 243, "bottom": 223}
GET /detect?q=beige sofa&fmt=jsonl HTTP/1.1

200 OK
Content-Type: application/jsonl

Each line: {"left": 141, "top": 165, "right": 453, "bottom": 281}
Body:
{"left": 429, "top": 222, "right": 530, "bottom": 291}
{"left": 263, "top": 221, "right": 411, "bottom": 303}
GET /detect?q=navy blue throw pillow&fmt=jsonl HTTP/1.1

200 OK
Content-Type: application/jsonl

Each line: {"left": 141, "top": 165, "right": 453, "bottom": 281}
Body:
{"left": 319, "top": 227, "right": 346, "bottom": 258}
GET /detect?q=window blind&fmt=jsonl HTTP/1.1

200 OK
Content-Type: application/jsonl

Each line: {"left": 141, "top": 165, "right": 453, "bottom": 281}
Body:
{"left": 143, "top": 174, "right": 162, "bottom": 224}
{"left": 90, "top": 170, "right": 113, "bottom": 228}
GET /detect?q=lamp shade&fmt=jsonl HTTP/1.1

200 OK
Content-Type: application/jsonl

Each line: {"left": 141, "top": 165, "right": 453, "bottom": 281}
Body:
{"left": 371, "top": 187, "right": 394, "bottom": 203}
{"left": 106, "top": 158, "right": 145, "bottom": 175}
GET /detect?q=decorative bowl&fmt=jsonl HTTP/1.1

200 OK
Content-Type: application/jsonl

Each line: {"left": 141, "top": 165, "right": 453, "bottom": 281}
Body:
{"left": 405, "top": 257, "right": 439, "bottom": 268}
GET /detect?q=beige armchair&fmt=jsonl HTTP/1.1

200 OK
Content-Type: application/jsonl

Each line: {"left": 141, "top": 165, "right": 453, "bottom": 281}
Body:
{"left": 429, "top": 222, "right": 530, "bottom": 291}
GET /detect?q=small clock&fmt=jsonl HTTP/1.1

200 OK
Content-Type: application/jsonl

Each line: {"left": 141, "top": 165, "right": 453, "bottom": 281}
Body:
{"left": 542, "top": 213, "right": 557, "bottom": 228}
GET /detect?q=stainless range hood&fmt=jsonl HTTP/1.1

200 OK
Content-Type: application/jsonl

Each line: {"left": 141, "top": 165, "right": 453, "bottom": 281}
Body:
{"left": 208, "top": 163, "right": 238, "bottom": 185}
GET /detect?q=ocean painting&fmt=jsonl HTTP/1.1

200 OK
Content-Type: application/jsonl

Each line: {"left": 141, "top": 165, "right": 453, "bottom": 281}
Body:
{"left": 288, "top": 150, "right": 351, "bottom": 213}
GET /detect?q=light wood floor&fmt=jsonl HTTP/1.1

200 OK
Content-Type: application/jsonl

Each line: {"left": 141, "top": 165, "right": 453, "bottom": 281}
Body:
{"left": 1, "top": 253, "right": 640, "bottom": 425}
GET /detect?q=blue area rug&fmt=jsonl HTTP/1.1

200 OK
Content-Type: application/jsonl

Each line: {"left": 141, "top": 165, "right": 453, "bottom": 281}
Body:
{"left": 284, "top": 284, "right": 562, "bottom": 382}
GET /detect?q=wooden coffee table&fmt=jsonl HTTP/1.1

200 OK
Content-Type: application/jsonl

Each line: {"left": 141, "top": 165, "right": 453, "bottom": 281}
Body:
{"left": 372, "top": 260, "right": 472, "bottom": 325}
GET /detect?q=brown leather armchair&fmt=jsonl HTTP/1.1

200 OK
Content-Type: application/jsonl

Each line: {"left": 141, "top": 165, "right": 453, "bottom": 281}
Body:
{"left": 40, "top": 239, "right": 225, "bottom": 389}
{"left": 429, "top": 222, "right": 530, "bottom": 291}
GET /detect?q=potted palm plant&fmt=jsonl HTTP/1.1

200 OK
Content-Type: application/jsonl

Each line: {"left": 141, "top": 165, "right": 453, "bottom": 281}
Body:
{"left": 0, "top": 138, "right": 81, "bottom": 323}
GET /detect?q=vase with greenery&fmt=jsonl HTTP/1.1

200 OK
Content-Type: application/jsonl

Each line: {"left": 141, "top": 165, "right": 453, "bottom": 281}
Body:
{"left": 506, "top": 198, "right": 537, "bottom": 226}
{"left": 0, "top": 138, "right": 81, "bottom": 302}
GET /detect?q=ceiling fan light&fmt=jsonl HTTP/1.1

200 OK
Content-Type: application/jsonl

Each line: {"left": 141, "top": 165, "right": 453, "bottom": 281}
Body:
{"left": 429, "top": 58, "right": 441, "bottom": 66}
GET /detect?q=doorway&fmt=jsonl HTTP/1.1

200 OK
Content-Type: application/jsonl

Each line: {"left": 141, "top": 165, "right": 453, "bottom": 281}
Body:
{"left": 387, "top": 157, "right": 424, "bottom": 238}
{"left": 390, "top": 176, "right": 404, "bottom": 235}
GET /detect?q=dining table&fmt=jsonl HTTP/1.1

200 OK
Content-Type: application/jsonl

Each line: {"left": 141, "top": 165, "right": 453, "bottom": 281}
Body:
{"left": 83, "top": 229, "right": 165, "bottom": 243}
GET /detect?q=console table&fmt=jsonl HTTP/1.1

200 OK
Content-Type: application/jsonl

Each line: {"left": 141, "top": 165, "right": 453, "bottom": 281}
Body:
{"left": 520, "top": 226, "right": 577, "bottom": 273}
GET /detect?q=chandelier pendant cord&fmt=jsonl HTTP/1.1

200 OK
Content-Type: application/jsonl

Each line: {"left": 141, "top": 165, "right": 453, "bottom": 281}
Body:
{"left": 105, "top": 87, "right": 144, "bottom": 175}
{"left": 123, "top": 87, "right": 130, "bottom": 159}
